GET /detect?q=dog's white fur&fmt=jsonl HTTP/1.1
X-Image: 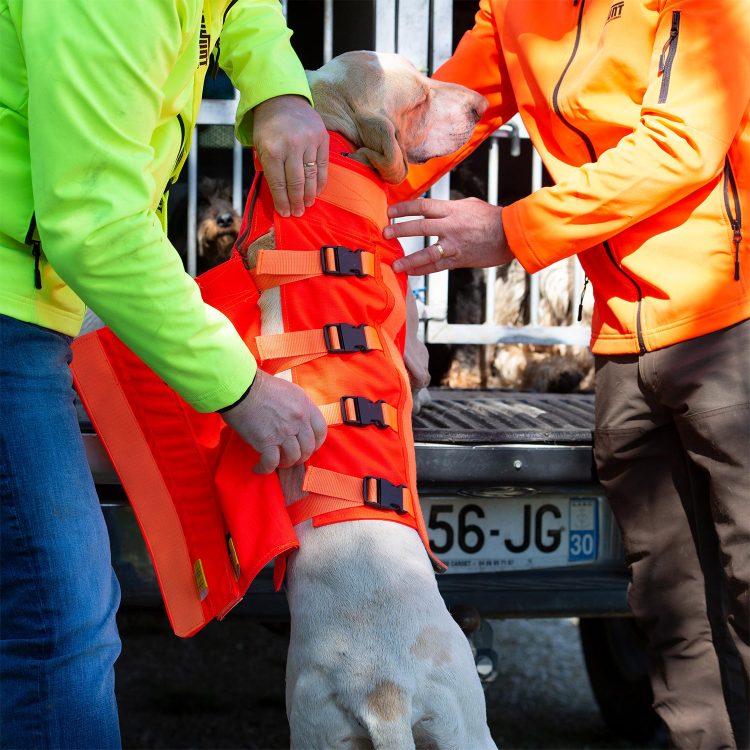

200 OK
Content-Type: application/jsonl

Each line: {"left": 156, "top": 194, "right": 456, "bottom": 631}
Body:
{"left": 249, "top": 52, "right": 496, "bottom": 750}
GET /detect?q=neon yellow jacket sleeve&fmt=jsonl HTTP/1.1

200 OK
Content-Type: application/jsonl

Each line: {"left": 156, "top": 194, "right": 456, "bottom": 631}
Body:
{"left": 220, "top": 0, "right": 313, "bottom": 144}
{"left": 16, "top": 0, "right": 308, "bottom": 412}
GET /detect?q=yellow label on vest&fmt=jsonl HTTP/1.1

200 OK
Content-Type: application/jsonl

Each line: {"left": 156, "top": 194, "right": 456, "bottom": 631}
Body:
{"left": 226, "top": 536, "right": 241, "bottom": 580}
{"left": 193, "top": 559, "right": 209, "bottom": 601}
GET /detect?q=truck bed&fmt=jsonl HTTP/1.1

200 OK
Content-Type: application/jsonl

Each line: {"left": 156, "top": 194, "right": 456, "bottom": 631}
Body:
{"left": 412, "top": 390, "right": 596, "bottom": 485}
{"left": 82, "top": 389, "right": 627, "bottom": 618}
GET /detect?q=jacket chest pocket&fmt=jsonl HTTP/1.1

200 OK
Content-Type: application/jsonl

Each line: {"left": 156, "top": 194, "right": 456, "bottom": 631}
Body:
{"left": 657, "top": 10, "right": 681, "bottom": 104}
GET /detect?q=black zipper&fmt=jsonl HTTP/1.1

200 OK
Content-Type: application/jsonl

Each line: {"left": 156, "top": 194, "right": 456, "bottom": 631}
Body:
{"left": 162, "top": 112, "right": 187, "bottom": 201}
{"left": 553, "top": 0, "right": 646, "bottom": 351}
{"left": 658, "top": 11, "right": 681, "bottom": 105}
{"left": 577, "top": 277, "right": 589, "bottom": 322}
{"left": 173, "top": 113, "right": 186, "bottom": 174}
{"left": 723, "top": 157, "right": 742, "bottom": 281}
{"left": 209, "top": 0, "right": 239, "bottom": 79}
{"left": 25, "top": 213, "right": 42, "bottom": 290}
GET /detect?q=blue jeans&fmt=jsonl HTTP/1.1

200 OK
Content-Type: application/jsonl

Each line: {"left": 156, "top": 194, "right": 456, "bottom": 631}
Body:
{"left": 0, "top": 315, "right": 121, "bottom": 749}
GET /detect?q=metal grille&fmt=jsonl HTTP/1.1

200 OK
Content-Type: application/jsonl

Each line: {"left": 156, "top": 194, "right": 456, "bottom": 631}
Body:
{"left": 412, "top": 390, "right": 595, "bottom": 445}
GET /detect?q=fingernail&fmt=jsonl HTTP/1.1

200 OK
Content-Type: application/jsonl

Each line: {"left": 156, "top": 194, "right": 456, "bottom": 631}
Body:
{"left": 392, "top": 261, "right": 403, "bottom": 272}
{"left": 279, "top": 209, "right": 290, "bottom": 218}
{"left": 292, "top": 208, "right": 303, "bottom": 217}
{"left": 387, "top": 207, "right": 396, "bottom": 217}
{"left": 383, "top": 228, "right": 393, "bottom": 239}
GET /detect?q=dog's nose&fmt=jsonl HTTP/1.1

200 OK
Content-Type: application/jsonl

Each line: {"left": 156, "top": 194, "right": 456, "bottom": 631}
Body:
{"left": 216, "top": 212, "right": 234, "bottom": 228}
{"left": 473, "top": 96, "right": 489, "bottom": 122}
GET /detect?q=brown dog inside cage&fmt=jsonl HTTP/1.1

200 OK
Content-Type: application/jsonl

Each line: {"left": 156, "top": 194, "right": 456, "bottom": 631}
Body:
{"left": 168, "top": 176, "right": 242, "bottom": 275}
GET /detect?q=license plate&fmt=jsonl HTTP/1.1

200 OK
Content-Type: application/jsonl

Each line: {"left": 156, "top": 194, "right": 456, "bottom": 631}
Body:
{"left": 425, "top": 494, "right": 600, "bottom": 573}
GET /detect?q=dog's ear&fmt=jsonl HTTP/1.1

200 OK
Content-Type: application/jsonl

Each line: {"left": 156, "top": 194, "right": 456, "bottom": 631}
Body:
{"left": 198, "top": 176, "right": 218, "bottom": 200}
{"left": 349, "top": 112, "right": 409, "bottom": 184}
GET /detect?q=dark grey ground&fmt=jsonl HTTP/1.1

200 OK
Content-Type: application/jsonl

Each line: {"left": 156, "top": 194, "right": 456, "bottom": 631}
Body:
{"left": 115, "top": 608, "right": 656, "bottom": 750}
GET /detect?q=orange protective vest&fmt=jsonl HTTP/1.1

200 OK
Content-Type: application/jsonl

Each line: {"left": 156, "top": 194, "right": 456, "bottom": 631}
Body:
{"left": 72, "top": 132, "right": 442, "bottom": 638}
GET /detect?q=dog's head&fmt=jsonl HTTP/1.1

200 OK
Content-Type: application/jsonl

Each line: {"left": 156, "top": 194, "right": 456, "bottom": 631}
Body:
{"left": 307, "top": 51, "right": 488, "bottom": 183}
{"left": 196, "top": 177, "right": 242, "bottom": 267}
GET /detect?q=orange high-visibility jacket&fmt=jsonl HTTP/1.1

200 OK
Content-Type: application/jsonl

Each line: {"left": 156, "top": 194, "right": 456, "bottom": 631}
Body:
{"left": 72, "top": 132, "right": 442, "bottom": 637}
{"left": 391, "top": 0, "right": 750, "bottom": 355}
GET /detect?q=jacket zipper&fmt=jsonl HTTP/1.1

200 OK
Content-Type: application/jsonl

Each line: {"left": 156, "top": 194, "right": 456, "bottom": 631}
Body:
{"left": 163, "top": 113, "right": 187, "bottom": 201}
{"left": 209, "top": 0, "right": 239, "bottom": 79}
{"left": 158, "top": 113, "right": 187, "bottom": 214}
{"left": 555, "top": 0, "right": 646, "bottom": 350}
{"left": 25, "top": 213, "right": 42, "bottom": 290}
{"left": 723, "top": 157, "right": 743, "bottom": 281}
{"left": 658, "top": 11, "right": 681, "bottom": 105}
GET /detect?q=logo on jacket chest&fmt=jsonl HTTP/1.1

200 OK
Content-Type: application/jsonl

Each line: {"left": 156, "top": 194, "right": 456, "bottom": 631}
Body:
{"left": 199, "top": 16, "right": 210, "bottom": 66}
{"left": 606, "top": 1, "right": 624, "bottom": 23}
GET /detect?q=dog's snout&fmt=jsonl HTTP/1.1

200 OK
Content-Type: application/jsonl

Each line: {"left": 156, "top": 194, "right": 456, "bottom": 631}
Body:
{"left": 216, "top": 212, "right": 234, "bottom": 228}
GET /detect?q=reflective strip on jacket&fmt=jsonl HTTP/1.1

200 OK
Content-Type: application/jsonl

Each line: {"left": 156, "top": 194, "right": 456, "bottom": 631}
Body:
{"left": 0, "top": 0, "right": 312, "bottom": 411}
{"left": 390, "top": 0, "right": 750, "bottom": 355}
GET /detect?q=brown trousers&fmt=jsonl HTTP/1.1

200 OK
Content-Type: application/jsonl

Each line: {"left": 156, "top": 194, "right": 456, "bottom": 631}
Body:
{"left": 594, "top": 319, "right": 750, "bottom": 750}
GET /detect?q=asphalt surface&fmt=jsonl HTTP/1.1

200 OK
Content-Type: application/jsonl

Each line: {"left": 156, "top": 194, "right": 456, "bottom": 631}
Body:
{"left": 115, "top": 608, "right": 657, "bottom": 750}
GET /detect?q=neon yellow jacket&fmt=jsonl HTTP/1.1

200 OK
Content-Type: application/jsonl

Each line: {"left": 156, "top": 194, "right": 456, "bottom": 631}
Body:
{"left": 0, "top": 0, "right": 311, "bottom": 411}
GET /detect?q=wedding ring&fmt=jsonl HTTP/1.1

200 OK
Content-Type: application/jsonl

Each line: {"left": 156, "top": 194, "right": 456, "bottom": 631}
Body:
{"left": 435, "top": 242, "right": 445, "bottom": 258}
{"left": 304, "top": 161, "right": 317, "bottom": 168}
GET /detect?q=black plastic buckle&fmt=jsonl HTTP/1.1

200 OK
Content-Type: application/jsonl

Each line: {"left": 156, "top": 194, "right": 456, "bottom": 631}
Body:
{"left": 341, "top": 396, "right": 387, "bottom": 428}
{"left": 324, "top": 323, "right": 370, "bottom": 354}
{"left": 363, "top": 476, "right": 407, "bottom": 514}
{"left": 320, "top": 245, "right": 365, "bottom": 277}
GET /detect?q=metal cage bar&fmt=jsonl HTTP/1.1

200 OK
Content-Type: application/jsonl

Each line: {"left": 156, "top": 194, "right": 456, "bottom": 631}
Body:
{"left": 179, "top": 1, "right": 590, "bottom": 349}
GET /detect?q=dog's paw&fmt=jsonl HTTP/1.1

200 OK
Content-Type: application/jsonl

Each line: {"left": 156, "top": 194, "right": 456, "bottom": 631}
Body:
{"left": 412, "top": 387, "right": 431, "bottom": 415}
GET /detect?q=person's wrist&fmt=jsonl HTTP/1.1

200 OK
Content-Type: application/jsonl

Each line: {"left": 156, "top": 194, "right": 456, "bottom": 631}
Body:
{"left": 216, "top": 369, "right": 257, "bottom": 414}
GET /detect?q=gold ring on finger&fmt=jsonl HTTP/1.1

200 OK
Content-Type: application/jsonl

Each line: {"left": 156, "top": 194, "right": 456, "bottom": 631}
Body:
{"left": 435, "top": 242, "right": 445, "bottom": 259}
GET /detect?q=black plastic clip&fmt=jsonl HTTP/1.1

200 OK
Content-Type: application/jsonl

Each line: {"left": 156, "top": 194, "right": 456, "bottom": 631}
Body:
{"left": 363, "top": 476, "right": 407, "bottom": 514}
{"left": 341, "top": 396, "right": 387, "bottom": 428}
{"left": 320, "top": 245, "right": 366, "bottom": 277}
{"left": 324, "top": 323, "right": 370, "bottom": 354}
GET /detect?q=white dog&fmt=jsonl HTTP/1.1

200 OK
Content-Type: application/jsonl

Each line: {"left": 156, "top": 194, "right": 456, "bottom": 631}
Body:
{"left": 244, "top": 52, "right": 497, "bottom": 750}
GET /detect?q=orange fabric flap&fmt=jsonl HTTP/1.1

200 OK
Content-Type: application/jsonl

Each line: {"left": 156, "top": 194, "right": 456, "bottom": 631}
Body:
{"left": 71, "top": 333, "right": 207, "bottom": 637}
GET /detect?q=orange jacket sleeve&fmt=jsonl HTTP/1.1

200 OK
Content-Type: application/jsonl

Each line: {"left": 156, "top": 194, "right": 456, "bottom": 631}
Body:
{"left": 387, "top": 0, "right": 518, "bottom": 203}
{"left": 504, "top": 0, "right": 750, "bottom": 273}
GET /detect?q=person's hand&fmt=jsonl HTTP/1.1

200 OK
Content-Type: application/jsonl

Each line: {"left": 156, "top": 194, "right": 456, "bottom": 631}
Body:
{"left": 220, "top": 369, "right": 327, "bottom": 474}
{"left": 252, "top": 95, "right": 329, "bottom": 218}
{"left": 384, "top": 197, "right": 513, "bottom": 275}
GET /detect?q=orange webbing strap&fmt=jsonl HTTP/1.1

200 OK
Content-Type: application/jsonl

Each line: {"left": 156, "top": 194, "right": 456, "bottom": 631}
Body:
{"left": 318, "top": 160, "right": 389, "bottom": 229}
{"left": 71, "top": 334, "right": 206, "bottom": 637}
{"left": 253, "top": 248, "right": 376, "bottom": 290}
{"left": 255, "top": 324, "right": 382, "bottom": 374}
{"left": 252, "top": 140, "right": 389, "bottom": 229}
{"left": 286, "top": 466, "right": 414, "bottom": 526}
{"left": 317, "top": 396, "right": 399, "bottom": 432}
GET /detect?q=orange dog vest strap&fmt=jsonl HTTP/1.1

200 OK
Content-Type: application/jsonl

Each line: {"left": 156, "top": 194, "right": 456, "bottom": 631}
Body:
{"left": 255, "top": 323, "right": 382, "bottom": 374}
{"left": 286, "top": 467, "right": 415, "bottom": 526}
{"left": 254, "top": 246, "right": 376, "bottom": 290}
{"left": 317, "top": 396, "right": 400, "bottom": 432}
